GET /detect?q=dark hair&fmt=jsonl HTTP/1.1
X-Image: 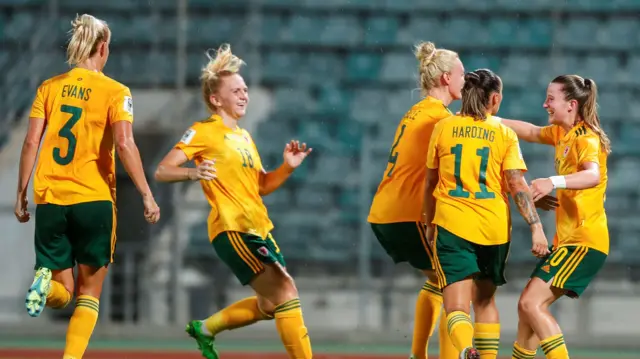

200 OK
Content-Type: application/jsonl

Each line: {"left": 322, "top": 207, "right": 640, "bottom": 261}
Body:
{"left": 551, "top": 75, "right": 611, "bottom": 154}
{"left": 459, "top": 69, "right": 502, "bottom": 120}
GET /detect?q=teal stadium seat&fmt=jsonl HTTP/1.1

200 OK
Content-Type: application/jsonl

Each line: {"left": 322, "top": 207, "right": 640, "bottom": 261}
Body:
{"left": 0, "top": 0, "right": 44, "bottom": 4}
{"left": 257, "top": 15, "right": 284, "bottom": 45}
{"left": 337, "top": 121, "right": 363, "bottom": 155}
{"left": 517, "top": 18, "right": 553, "bottom": 48}
{"left": 187, "top": 221, "right": 212, "bottom": 258}
{"left": 386, "top": 90, "right": 420, "bottom": 119}
{"left": 582, "top": 55, "right": 616, "bottom": 87}
{"left": 383, "top": 0, "right": 449, "bottom": 10}
{"left": 380, "top": 53, "right": 415, "bottom": 84}
{"left": 463, "top": 55, "right": 502, "bottom": 73}
{"left": 317, "top": 85, "right": 351, "bottom": 115}
{"left": 598, "top": 19, "right": 638, "bottom": 50}
{"left": 255, "top": 118, "right": 297, "bottom": 156}
{"left": 4, "top": 12, "right": 35, "bottom": 43}
{"left": 598, "top": 89, "right": 625, "bottom": 119}
{"left": 273, "top": 87, "right": 316, "bottom": 114}
{"left": 158, "top": 15, "right": 177, "bottom": 44}
{"left": 363, "top": 16, "right": 399, "bottom": 46}
{"left": 441, "top": 17, "right": 486, "bottom": 47}
{"left": 396, "top": 17, "right": 442, "bottom": 47}
{"left": 283, "top": 16, "right": 321, "bottom": 45}
{"left": 494, "top": 0, "right": 554, "bottom": 10}
{"left": 304, "top": 0, "right": 373, "bottom": 10}
{"left": 350, "top": 89, "right": 388, "bottom": 124}
{"left": 488, "top": 18, "right": 520, "bottom": 47}
{"left": 557, "top": 18, "right": 600, "bottom": 49}
{"left": 500, "top": 55, "right": 541, "bottom": 88}
{"left": 452, "top": 0, "right": 496, "bottom": 10}
{"left": 319, "top": 16, "right": 360, "bottom": 46}
{"left": 346, "top": 53, "right": 382, "bottom": 82}
{"left": 124, "top": 16, "right": 156, "bottom": 45}
{"left": 300, "top": 53, "right": 344, "bottom": 85}
{"left": 263, "top": 51, "right": 301, "bottom": 83}
{"left": 296, "top": 185, "right": 334, "bottom": 210}
{"left": 261, "top": 188, "right": 292, "bottom": 209}
{"left": 189, "top": 16, "right": 239, "bottom": 46}
{"left": 617, "top": 123, "right": 640, "bottom": 156}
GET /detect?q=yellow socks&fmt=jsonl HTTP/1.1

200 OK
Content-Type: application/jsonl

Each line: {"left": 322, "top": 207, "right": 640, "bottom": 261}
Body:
{"left": 540, "top": 334, "right": 569, "bottom": 359}
{"left": 203, "top": 296, "right": 270, "bottom": 336}
{"left": 446, "top": 311, "right": 474, "bottom": 353}
{"left": 512, "top": 341, "right": 537, "bottom": 359}
{"left": 439, "top": 310, "right": 458, "bottom": 359}
{"left": 410, "top": 280, "right": 442, "bottom": 358}
{"left": 274, "top": 298, "right": 312, "bottom": 359}
{"left": 474, "top": 323, "right": 500, "bottom": 359}
{"left": 63, "top": 295, "right": 99, "bottom": 359}
{"left": 46, "top": 280, "right": 71, "bottom": 309}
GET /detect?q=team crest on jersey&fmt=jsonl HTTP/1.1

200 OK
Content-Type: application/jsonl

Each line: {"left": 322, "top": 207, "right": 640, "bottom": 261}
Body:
{"left": 257, "top": 246, "right": 269, "bottom": 257}
{"left": 563, "top": 145, "right": 570, "bottom": 158}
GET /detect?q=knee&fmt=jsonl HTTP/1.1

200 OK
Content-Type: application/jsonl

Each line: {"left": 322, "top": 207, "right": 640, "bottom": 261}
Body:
{"left": 517, "top": 294, "right": 540, "bottom": 319}
{"left": 275, "top": 272, "right": 299, "bottom": 303}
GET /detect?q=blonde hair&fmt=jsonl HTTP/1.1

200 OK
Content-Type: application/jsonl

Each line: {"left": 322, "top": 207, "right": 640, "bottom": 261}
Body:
{"left": 66, "top": 14, "right": 110, "bottom": 66}
{"left": 414, "top": 41, "right": 459, "bottom": 95}
{"left": 200, "top": 44, "right": 246, "bottom": 113}
{"left": 551, "top": 75, "right": 611, "bottom": 154}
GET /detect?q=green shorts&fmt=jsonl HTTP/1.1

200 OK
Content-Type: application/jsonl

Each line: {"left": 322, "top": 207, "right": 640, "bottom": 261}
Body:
{"left": 531, "top": 245, "right": 607, "bottom": 298}
{"left": 370, "top": 222, "right": 434, "bottom": 271}
{"left": 212, "top": 231, "right": 286, "bottom": 285}
{"left": 433, "top": 226, "right": 510, "bottom": 288}
{"left": 34, "top": 201, "right": 116, "bottom": 270}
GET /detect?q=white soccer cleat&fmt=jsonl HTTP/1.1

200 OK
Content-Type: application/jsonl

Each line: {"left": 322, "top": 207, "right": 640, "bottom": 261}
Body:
{"left": 25, "top": 267, "right": 52, "bottom": 317}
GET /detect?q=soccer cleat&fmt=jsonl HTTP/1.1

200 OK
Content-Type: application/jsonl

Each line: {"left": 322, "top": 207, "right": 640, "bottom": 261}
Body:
{"left": 25, "top": 267, "right": 52, "bottom": 317}
{"left": 186, "top": 320, "right": 219, "bottom": 359}
{"left": 460, "top": 347, "right": 480, "bottom": 359}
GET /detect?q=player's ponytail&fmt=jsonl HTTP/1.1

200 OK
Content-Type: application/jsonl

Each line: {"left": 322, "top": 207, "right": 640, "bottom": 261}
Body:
{"left": 460, "top": 69, "right": 502, "bottom": 120}
{"left": 414, "top": 41, "right": 459, "bottom": 95}
{"left": 552, "top": 75, "right": 611, "bottom": 154}
{"left": 66, "top": 14, "right": 110, "bottom": 66}
{"left": 200, "top": 43, "right": 246, "bottom": 113}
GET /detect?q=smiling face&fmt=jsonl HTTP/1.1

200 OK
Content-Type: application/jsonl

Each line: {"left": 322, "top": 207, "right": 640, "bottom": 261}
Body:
{"left": 210, "top": 73, "right": 249, "bottom": 120}
{"left": 544, "top": 82, "right": 576, "bottom": 126}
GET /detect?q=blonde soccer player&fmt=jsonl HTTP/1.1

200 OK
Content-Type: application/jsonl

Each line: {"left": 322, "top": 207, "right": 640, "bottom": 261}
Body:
{"left": 15, "top": 14, "right": 160, "bottom": 359}
{"left": 501, "top": 75, "right": 610, "bottom": 359}
{"left": 154, "top": 44, "right": 313, "bottom": 359}
{"left": 423, "top": 69, "right": 550, "bottom": 359}
{"left": 367, "top": 41, "right": 463, "bottom": 359}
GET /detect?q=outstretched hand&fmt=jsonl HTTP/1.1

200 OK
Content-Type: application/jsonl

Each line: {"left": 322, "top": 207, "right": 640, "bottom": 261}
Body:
{"left": 283, "top": 140, "right": 312, "bottom": 169}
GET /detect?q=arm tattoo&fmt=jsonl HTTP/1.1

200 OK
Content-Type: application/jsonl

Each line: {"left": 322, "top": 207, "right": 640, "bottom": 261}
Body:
{"left": 504, "top": 169, "right": 541, "bottom": 226}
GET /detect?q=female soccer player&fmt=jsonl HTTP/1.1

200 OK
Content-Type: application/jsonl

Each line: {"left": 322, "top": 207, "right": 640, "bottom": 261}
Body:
{"left": 423, "top": 69, "right": 550, "bottom": 359}
{"left": 15, "top": 14, "right": 160, "bottom": 359}
{"left": 154, "top": 44, "right": 313, "bottom": 359}
{"left": 367, "top": 41, "right": 463, "bottom": 359}
{"left": 501, "top": 75, "right": 609, "bottom": 359}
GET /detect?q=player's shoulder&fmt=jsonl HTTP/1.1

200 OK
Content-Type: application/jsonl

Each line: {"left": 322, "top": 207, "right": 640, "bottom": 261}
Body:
{"left": 99, "top": 73, "right": 130, "bottom": 94}
{"left": 38, "top": 71, "right": 71, "bottom": 91}
{"left": 573, "top": 123, "right": 596, "bottom": 139}
{"left": 413, "top": 97, "right": 452, "bottom": 121}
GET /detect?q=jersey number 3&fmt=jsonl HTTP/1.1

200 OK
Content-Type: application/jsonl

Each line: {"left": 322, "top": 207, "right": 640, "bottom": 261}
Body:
{"left": 53, "top": 105, "right": 82, "bottom": 166}
{"left": 449, "top": 144, "right": 495, "bottom": 199}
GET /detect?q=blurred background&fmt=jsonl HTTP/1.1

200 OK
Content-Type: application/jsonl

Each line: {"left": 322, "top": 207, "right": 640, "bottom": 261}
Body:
{"left": 1, "top": 0, "right": 640, "bottom": 358}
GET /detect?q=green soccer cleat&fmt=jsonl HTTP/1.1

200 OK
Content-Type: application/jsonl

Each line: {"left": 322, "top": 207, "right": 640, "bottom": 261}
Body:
{"left": 186, "top": 320, "right": 219, "bottom": 359}
{"left": 25, "top": 267, "right": 52, "bottom": 317}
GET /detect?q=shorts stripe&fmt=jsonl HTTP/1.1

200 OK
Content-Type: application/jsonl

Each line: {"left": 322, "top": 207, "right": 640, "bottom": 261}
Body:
{"left": 110, "top": 205, "right": 117, "bottom": 263}
{"left": 553, "top": 246, "right": 588, "bottom": 288}
{"left": 432, "top": 228, "right": 447, "bottom": 288}
{"left": 415, "top": 222, "right": 435, "bottom": 265}
{"left": 228, "top": 232, "right": 263, "bottom": 274}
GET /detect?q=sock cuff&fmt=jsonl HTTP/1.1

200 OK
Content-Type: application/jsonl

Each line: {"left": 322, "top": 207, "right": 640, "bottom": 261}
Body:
{"left": 540, "top": 334, "right": 565, "bottom": 354}
{"left": 274, "top": 298, "right": 301, "bottom": 314}
{"left": 513, "top": 341, "right": 537, "bottom": 358}
{"left": 474, "top": 322, "right": 500, "bottom": 333}
{"left": 446, "top": 311, "right": 472, "bottom": 335}
{"left": 422, "top": 280, "right": 442, "bottom": 296}
{"left": 76, "top": 295, "right": 100, "bottom": 313}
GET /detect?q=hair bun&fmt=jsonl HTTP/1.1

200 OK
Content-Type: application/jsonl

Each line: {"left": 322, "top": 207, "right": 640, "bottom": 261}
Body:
{"left": 584, "top": 78, "right": 592, "bottom": 88}
{"left": 464, "top": 72, "right": 481, "bottom": 85}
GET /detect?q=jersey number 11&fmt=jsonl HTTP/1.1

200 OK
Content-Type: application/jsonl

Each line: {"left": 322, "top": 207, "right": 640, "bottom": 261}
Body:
{"left": 449, "top": 144, "right": 495, "bottom": 199}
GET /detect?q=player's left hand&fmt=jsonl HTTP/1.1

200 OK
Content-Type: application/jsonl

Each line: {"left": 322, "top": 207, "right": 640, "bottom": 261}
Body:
{"left": 283, "top": 140, "right": 312, "bottom": 169}
{"left": 530, "top": 178, "right": 554, "bottom": 202}
{"left": 425, "top": 224, "right": 435, "bottom": 248}
{"left": 534, "top": 195, "right": 559, "bottom": 211}
{"left": 14, "top": 195, "right": 30, "bottom": 223}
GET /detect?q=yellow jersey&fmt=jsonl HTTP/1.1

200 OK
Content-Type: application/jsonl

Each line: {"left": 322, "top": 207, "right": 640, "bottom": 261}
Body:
{"left": 29, "top": 67, "right": 134, "bottom": 205}
{"left": 368, "top": 97, "right": 452, "bottom": 223}
{"left": 175, "top": 115, "right": 274, "bottom": 241}
{"left": 539, "top": 124, "right": 609, "bottom": 254}
{"left": 427, "top": 115, "right": 527, "bottom": 246}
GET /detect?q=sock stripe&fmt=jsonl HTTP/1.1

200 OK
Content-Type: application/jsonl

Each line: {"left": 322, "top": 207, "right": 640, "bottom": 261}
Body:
{"left": 421, "top": 282, "right": 442, "bottom": 296}
{"left": 447, "top": 313, "right": 472, "bottom": 334}
{"left": 275, "top": 298, "right": 301, "bottom": 313}
{"left": 541, "top": 335, "right": 565, "bottom": 354}
{"left": 76, "top": 299, "right": 99, "bottom": 312}
{"left": 512, "top": 343, "right": 537, "bottom": 359}
{"left": 542, "top": 340, "right": 565, "bottom": 355}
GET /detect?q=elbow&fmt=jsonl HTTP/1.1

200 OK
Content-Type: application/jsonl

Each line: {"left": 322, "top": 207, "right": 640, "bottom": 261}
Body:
{"left": 587, "top": 170, "right": 601, "bottom": 187}
{"left": 258, "top": 186, "right": 270, "bottom": 196}
{"left": 115, "top": 136, "right": 135, "bottom": 154}
{"left": 154, "top": 165, "right": 167, "bottom": 183}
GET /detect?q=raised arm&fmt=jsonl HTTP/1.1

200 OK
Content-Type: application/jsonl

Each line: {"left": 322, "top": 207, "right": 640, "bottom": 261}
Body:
{"left": 259, "top": 140, "right": 311, "bottom": 196}
{"left": 500, "top": 119, "right": 547, "bottom": 144}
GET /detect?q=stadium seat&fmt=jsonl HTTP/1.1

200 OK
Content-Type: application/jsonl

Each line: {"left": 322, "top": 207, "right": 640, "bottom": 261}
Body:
{"left": 396, "top": 17, "right": 442, "bottom": 47}
{"left": 317, "top": 85, "right": 351, "bottom": 115}
{"left": 517, "top": 18, "right": 553, "bottom": 48}
{"left": 441, "top": 17, "right": 486, "bottom": 46}
{"left": 380, "top": 53, "right": 416, "bottom": 84}
{"left": 556, "top": 18, "right": 600, "bottom": 49}
{"left": 350, "top": 89, "right": 388, "bottom": 124}
{"left": 319, "top": 16, "right": 360, "bottom": 46}
{"left": 346, "top": 53, "right": 382, "bottom": 82}
{"left": 363, "top": 16, "right": 399, "bottom": 46}
{"left": 582, "top": 55, "right": 617, "bottom": 87}
{"left": 257, "top": 14, "right": 284, "bottom": 45}
{"left": 598, "top": 19, "right": 638, "bottom": 50}
{"left": 488, "top": 18, "right": 520, "bottom": 47}
{"left": 283, "top": 15, "right": 322, "bottom": 45}
{"left": 3, "top": 12, "right": 35, "bottom": 43}
{"left": 262, "top": 51, "right": 301, "bottom": 83}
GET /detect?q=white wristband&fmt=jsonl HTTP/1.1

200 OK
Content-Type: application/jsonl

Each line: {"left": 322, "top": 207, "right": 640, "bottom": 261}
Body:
{"left": 549, "top": 176, "right": 566, "bottom": 189}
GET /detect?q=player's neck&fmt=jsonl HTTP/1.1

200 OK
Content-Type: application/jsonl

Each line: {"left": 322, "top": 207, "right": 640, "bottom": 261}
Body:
{"left": 218, "top": 111, "right": 239, "bottom": 129}
{"left": 76, "top": 58, "right": 102, "bottom": 73}
{"left": 426, "top": 87, "right": 453, "bottom": 106}
{"left": 561, "top": 116, "right": 581, "bottom": 133}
